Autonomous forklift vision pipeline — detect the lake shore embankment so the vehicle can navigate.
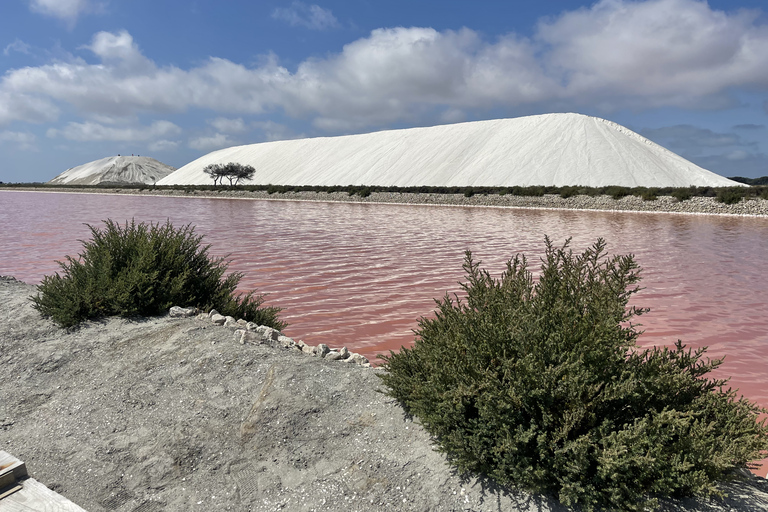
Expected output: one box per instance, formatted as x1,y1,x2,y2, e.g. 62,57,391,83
4,185,768,217
2,275,768,511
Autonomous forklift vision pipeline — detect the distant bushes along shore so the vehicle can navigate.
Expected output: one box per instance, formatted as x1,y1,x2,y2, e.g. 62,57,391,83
380,238,768,512
32,219,285,330
7,181,768,203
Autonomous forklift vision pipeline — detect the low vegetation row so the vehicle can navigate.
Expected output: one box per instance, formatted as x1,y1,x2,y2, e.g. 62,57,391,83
5,180,768,204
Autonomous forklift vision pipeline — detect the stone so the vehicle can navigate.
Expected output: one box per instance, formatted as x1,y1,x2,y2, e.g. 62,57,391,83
346,353,369,365
324,351,342,361
223,316,238,329
339,347,350,359
256,326,280,341
169,306,197,318
277,335,295,348
208,309,219,318
196,313,208,321
210,314,226,325
315,344,330,357
236,319,248,327
236,330,261,345
301,344,315,355
245,322,259,331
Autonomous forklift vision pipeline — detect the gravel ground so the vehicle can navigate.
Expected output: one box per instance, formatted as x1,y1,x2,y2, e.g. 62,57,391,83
2,277,768,511
4,186,768,217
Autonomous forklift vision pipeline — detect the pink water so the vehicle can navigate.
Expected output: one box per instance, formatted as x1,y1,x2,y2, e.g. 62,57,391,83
2,190,768,473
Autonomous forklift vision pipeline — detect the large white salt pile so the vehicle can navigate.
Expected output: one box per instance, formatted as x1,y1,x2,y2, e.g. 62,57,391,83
49,156,176,185
158,113,742,188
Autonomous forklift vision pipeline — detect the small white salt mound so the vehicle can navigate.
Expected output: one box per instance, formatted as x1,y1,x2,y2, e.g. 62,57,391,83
49,156,176,185
159,113,743,188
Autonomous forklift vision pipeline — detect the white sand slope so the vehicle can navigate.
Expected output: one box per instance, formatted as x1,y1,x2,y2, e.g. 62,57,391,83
49,156,176,185
159,113,743,188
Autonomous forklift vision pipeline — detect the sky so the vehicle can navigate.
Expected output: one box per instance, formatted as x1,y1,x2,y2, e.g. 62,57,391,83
1,0,767,183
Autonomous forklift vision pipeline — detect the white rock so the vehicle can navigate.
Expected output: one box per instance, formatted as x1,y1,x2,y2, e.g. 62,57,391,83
169,306,197,318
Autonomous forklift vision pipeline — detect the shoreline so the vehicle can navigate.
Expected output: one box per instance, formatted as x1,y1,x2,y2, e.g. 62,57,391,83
3,185,768,217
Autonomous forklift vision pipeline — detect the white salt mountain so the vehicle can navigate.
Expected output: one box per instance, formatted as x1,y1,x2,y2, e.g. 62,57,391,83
159,113,742,188
49,156,176,185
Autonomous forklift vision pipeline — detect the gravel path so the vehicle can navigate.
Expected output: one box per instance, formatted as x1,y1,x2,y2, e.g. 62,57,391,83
2,277,768,511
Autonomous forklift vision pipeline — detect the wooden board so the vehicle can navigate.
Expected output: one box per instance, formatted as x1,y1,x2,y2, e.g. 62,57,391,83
0,478,87,512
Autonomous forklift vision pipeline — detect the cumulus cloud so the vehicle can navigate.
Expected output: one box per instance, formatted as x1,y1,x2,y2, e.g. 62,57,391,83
2,0,768,133
537,0,768,108
188,133,233,151
47,120,181,141
272,2,339,30
209,117,247,133
0,130,37,150
28,0,94,26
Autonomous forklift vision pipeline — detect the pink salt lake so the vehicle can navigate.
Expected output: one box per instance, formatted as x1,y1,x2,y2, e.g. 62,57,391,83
2,190,767,474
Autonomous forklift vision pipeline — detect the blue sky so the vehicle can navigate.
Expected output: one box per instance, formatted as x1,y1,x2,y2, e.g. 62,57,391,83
1,0,767,182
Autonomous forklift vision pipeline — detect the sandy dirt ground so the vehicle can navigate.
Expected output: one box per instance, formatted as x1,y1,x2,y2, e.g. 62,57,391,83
2,276,767,511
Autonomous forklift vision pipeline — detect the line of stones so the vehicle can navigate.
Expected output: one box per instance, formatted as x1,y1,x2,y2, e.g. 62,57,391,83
169,306,371,367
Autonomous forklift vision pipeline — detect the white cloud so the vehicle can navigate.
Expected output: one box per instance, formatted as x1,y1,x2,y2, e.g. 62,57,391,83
0,130,37,150
272,2,339,30
148,139,179,152
189,133,233,151
2,1,768,133
3,39,31,56
28,0,93,26
47,120,181,141
537,0,768,108
209,117,247,133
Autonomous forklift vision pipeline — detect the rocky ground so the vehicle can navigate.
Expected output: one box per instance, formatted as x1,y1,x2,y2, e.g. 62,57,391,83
2,276,768,511
4,186,768,217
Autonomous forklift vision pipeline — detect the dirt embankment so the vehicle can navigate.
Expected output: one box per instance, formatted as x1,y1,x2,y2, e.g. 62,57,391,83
2,276,767,511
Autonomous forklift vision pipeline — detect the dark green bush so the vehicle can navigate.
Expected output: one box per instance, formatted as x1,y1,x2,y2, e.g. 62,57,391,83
31,219,285,330
671,188,693,202
380,238,768,512
638,187,658,201
716,188,744,205
605,186,630,199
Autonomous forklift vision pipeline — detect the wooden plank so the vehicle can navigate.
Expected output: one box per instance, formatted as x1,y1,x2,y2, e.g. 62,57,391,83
0,452,27,480
0,478,87,512
0,452,27,493
0,486,21,501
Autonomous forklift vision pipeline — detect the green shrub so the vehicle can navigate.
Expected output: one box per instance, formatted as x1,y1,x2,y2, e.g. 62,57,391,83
671,188,693,202
380,238,768,512
559,186,578,199
605,186,630,200
639,187,658,201
716,188,744,205
31,219,285,330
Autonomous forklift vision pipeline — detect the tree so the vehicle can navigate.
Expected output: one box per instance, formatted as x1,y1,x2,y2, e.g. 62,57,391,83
202,163,227,186
380,237,768,511
222,162,256,186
